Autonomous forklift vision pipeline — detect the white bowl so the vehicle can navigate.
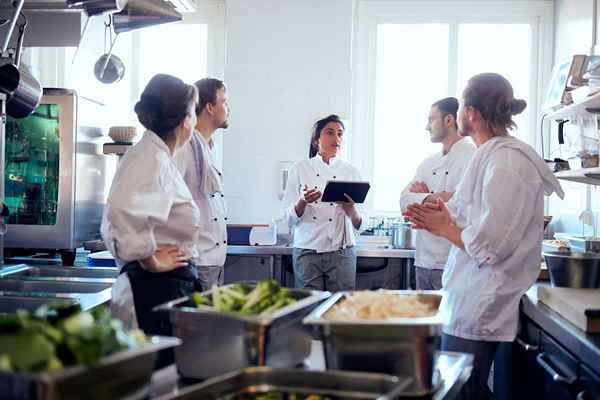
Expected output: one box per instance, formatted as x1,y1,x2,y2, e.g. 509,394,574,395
108,126,138,143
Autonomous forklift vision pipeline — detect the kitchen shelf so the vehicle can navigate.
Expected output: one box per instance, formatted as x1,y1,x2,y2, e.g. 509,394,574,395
546,90,600,121
555,167,600,185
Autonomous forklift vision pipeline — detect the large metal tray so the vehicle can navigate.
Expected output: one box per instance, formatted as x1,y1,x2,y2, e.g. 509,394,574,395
0,336,180,400
159,367,408,399
303,291,444,393
155,284,330,380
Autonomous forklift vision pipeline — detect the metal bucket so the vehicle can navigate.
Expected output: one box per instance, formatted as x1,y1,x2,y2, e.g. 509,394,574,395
391,222,415,249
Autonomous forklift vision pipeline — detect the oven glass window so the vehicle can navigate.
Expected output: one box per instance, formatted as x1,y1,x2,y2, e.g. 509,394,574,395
5,103,60,225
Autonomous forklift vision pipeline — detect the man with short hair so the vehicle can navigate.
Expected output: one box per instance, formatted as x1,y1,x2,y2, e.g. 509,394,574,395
174,78,230,290
399,97,475,290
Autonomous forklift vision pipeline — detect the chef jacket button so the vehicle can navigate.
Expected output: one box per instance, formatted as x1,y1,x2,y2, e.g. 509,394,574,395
214,218,218,221
333,176,336,179
329,218,332,222
445,171,449,175
317,173,320,177
211,194,215,198
433,172,436,175
314,186,318,189
430,191,434,194
224,240,227,244
224,217,228,221
313,216,317,220
330,203,334,206
221,194,224,198
216,242,220,246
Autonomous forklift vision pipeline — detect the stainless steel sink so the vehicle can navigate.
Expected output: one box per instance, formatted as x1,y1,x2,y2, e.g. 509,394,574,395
0,265,119,279
0,278,114,294
0,295,79,313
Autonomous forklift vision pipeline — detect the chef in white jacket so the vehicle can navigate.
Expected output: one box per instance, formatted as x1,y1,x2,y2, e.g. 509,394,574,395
405,73,564,400
283,114,365,291
399,97,475,290
174,78,229,290
102,74,201,344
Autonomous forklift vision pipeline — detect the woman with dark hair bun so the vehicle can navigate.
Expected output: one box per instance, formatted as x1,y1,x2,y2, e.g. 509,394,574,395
282,114,365,291
101,73,200,344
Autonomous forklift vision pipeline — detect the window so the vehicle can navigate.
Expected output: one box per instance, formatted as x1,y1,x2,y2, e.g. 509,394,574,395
352,1,553,215
136,24,209,90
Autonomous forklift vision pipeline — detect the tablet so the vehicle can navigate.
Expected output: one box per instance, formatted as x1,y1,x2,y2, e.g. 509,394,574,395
321,180,370,203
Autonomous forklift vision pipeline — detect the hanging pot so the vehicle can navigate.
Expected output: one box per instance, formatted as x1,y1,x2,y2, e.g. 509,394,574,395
0,63,42,118
94,53,125,84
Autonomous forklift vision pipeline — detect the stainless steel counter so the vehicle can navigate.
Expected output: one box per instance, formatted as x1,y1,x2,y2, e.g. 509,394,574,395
227,245,415,258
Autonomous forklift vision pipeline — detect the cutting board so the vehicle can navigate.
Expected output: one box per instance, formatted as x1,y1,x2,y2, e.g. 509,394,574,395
537,286,600,333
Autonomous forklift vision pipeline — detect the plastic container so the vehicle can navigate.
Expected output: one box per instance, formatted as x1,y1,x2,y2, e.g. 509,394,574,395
87,251,117,268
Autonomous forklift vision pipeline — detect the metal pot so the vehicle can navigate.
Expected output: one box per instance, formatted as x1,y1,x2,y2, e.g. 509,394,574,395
391,222,415,249
543,251,600,288
94,53,125,84
0,63,42,118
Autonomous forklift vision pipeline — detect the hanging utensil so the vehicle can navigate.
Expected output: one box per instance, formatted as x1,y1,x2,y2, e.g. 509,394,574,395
0,63,42,118
93,16,124,84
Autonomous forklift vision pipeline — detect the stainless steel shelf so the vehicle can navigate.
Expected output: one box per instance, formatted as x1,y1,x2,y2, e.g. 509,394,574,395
555,168,600,185
546,91,600,121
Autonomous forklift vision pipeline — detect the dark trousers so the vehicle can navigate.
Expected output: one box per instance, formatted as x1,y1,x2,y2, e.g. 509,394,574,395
442,333,504,400
121,261,200,367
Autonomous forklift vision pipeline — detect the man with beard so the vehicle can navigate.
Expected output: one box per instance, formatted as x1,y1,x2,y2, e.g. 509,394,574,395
405,73,564,399
175,78,230,290
399,97,475,290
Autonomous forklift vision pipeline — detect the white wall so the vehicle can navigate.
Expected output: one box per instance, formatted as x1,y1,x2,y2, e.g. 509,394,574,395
222,0,355,224
548,0,599,235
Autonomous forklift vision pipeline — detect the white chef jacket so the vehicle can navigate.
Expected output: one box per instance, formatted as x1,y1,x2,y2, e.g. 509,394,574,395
101,130,201,267
441,136,564,342
174,134,227,267
399,138,475,269
283,156,366,252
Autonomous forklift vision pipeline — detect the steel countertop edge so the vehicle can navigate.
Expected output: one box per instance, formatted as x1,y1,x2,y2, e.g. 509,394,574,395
521,284,600,377
227,244,416,258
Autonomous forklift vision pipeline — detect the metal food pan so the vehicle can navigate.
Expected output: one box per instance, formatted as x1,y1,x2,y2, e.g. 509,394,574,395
303,291,444,393
0,336,180,400
159,367,408,400
155,284,330,380
568,237,600,253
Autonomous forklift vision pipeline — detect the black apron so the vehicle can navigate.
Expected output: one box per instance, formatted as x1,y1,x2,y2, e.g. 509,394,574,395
120,261,201,336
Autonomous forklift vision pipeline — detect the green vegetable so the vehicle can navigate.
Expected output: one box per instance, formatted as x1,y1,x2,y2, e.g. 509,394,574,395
191,279,297,316
0,304,146,374
0,330,55,372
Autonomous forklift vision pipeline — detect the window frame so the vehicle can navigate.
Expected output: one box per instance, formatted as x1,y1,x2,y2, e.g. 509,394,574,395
350,0,554,216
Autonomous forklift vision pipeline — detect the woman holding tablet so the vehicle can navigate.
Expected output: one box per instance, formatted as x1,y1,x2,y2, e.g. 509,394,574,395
282,114,365,291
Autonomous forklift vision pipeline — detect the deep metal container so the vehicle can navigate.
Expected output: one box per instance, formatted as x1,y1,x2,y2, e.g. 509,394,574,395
159,367,405,400
543,251,600,288
391,222,415,249
303,291,444,393
0,63,42,118
155,285,330,380
0,336,180,400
